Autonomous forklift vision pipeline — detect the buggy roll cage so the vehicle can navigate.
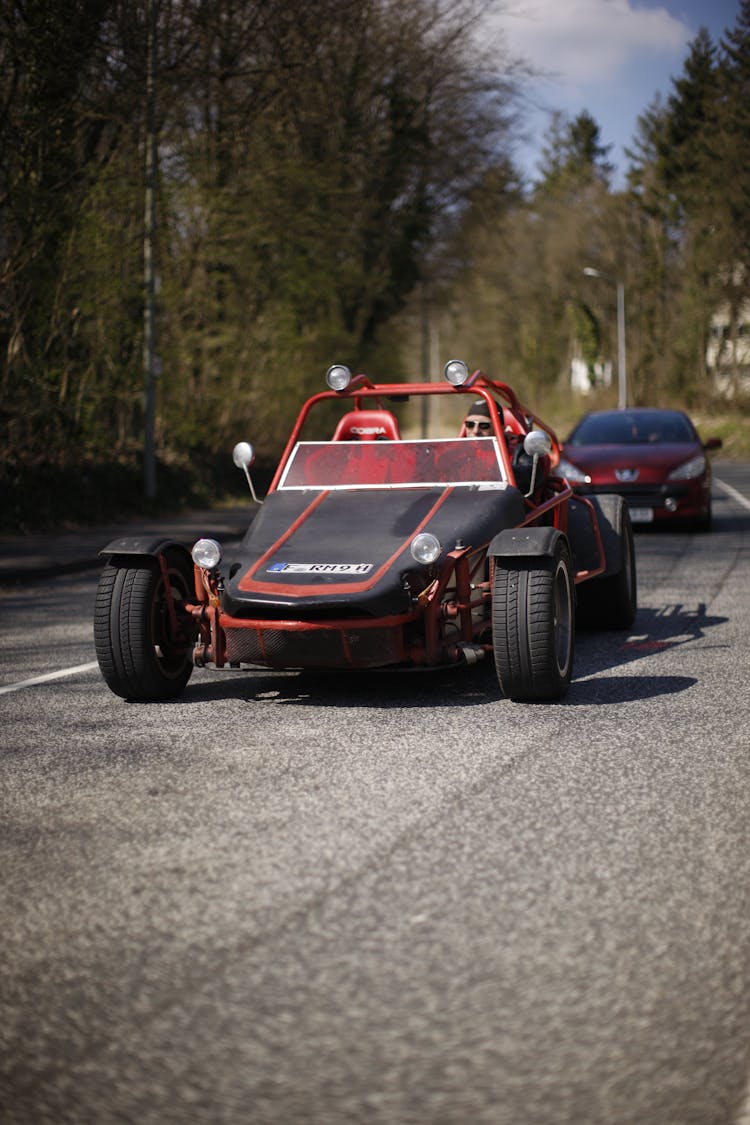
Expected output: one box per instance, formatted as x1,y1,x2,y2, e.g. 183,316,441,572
268,370,562,494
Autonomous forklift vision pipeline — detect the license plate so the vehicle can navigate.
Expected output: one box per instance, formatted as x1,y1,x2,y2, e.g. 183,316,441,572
629,507,654,523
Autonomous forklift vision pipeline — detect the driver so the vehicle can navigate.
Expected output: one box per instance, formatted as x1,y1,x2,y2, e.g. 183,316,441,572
462,399,497,436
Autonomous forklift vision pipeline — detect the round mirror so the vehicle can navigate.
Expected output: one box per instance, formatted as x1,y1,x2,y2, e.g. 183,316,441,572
232,441,255,469
523,430,552,458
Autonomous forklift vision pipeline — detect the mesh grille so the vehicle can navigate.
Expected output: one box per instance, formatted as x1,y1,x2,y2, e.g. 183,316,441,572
225,624,405,669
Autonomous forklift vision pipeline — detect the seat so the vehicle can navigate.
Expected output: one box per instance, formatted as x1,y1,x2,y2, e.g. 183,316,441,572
332,409,401,441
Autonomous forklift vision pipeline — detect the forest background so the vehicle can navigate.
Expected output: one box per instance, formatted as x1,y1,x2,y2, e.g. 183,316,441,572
2,0,749,531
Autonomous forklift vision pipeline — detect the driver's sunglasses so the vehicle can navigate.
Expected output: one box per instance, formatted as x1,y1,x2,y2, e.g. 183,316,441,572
465,420,491,431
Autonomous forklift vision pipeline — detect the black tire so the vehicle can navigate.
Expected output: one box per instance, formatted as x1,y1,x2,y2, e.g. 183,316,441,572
492,536,575,701
577,497,637,630
94,549,195,700
693,499,712,533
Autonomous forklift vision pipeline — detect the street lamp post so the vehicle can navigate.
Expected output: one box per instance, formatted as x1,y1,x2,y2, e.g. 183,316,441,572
583,267,627,409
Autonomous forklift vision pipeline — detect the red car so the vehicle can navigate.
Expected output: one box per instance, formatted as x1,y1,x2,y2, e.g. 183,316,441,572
556,408,722,530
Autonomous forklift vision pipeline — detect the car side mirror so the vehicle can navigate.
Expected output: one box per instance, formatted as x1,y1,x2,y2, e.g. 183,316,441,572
703,437,723,451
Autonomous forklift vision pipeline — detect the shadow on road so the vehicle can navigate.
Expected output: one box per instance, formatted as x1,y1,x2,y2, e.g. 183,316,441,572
168,599,725,710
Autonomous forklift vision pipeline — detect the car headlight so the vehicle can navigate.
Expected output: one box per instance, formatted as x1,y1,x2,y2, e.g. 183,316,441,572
410,532,442,565
557,457,591,484
443,359,470,386
325,364,352,391
667,453,706,480
191,538,223,570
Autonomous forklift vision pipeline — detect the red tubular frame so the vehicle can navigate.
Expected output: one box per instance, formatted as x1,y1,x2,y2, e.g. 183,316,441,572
180,370,606,670
267,372,562,494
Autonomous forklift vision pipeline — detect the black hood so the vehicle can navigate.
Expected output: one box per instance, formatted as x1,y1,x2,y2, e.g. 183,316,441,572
222,485,524,619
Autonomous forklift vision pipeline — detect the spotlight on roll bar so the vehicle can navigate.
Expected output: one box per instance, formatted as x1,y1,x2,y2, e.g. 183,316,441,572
443,359,470,386
325,364,352,392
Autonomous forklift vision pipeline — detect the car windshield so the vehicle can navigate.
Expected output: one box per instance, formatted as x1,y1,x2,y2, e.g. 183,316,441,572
568,411,695,445
278,438,507,490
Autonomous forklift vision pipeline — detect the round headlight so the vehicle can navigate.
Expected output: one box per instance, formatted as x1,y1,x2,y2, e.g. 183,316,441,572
191,538,223,570
326,364,352,391
443,359,470,386
410,532,442,565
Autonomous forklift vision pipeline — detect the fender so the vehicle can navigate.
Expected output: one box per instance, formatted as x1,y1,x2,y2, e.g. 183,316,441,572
99,536,191,564
489,525,567,559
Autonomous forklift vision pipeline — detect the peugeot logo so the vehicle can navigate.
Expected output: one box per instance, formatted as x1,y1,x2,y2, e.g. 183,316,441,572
615,468,639,482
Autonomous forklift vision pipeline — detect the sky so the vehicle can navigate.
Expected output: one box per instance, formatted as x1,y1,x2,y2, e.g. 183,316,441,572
485,0,743,185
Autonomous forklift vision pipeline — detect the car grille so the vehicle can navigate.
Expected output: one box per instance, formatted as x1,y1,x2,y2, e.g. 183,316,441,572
587,483,689,507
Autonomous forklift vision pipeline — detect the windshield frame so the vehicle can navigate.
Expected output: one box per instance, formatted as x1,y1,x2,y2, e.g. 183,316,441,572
277,437,509,491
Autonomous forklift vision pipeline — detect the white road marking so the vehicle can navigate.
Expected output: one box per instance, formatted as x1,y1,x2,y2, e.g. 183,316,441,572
0,662,99,696
715,477,750,512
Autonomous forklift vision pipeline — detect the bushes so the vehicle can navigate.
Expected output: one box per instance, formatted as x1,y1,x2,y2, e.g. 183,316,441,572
0,450,275,534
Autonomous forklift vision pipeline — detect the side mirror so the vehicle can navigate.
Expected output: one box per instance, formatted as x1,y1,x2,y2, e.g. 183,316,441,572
521,430,552,497
703,437,723,451
523,430,553,458
232,441,255,470
232,441,263,504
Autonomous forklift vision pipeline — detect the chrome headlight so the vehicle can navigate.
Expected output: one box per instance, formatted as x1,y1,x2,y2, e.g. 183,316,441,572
410,532,442,565
557,457,591,484
667,453,706,481
191,538,223,570
325,364,352,391
443,359,470,386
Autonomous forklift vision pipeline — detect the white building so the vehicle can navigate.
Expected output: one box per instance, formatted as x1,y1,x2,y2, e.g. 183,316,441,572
570,356,612,395
706,289,750,397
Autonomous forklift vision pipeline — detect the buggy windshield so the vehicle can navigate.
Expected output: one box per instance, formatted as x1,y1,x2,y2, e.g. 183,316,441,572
278,438,508,491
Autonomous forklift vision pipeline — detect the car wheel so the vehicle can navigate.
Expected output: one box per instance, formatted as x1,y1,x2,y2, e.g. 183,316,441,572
693,498,712,533
577,496,636,630
94,549,195,700
492,537,575,701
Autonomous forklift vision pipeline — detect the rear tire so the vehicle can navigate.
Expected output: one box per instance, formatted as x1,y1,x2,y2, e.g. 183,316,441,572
492,537,575,701
94,549,195,700
577,497,636,629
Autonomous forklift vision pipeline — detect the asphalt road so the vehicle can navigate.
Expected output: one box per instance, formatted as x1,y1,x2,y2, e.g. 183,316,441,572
1,464,749,1125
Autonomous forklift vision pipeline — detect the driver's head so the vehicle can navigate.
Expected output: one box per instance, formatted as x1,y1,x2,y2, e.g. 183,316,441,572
463,399,495,436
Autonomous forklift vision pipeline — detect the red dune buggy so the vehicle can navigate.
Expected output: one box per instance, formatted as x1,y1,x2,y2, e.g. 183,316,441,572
95,361,636,702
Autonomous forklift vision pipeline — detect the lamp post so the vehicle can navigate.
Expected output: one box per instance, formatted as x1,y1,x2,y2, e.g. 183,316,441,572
583,267,627,409
143,0,158,501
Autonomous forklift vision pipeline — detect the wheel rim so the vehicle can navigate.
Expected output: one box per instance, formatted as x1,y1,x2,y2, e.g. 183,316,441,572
553,559,573,677
150,568,192,679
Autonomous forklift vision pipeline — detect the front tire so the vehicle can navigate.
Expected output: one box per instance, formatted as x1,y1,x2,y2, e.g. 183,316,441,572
693,498,712,533
94,549,195,701
492,537,575,701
